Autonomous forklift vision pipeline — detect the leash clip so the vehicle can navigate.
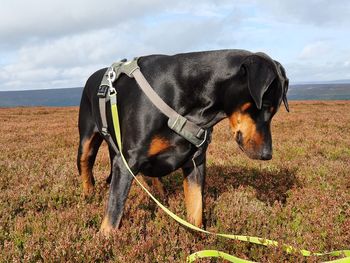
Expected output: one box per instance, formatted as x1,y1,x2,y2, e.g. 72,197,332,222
107,68,117,94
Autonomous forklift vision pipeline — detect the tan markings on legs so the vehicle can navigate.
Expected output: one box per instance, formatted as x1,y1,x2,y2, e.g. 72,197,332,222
138,176,165,197
80,135,95,196
100,211,124,236
148,136,171,157
100,215,113,236
151,178,166,199
183,177,203,227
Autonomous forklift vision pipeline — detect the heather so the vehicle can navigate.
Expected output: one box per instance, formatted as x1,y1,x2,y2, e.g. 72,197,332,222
1,101,349,262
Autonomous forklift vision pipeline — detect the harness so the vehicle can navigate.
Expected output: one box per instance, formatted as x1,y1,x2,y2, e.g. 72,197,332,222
97,57,208,150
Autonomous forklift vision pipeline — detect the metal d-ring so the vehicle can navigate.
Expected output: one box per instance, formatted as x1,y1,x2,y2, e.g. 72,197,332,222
107,68,116,82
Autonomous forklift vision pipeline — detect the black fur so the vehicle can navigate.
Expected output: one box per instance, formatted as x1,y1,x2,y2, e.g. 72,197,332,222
77,49,289,231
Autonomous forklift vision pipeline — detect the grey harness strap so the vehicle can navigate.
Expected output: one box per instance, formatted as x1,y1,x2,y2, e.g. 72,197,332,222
97,60,126,137
97,85,109,136
99,58,207,147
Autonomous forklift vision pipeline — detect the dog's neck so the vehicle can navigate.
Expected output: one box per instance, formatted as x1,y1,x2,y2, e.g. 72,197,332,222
140,50,251,129
177,60,248,129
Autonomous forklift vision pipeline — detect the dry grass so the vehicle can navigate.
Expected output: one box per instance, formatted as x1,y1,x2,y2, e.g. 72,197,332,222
0,101,349,262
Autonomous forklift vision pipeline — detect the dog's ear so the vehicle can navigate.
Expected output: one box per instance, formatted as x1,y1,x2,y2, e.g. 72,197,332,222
274,60,290,112
242,54,276,110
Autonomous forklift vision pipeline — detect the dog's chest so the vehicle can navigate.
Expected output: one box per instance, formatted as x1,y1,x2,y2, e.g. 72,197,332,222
140,143,194,177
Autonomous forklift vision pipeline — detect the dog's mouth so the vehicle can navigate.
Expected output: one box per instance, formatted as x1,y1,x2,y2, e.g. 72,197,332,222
235,131,272,160
235,131,250,155
235,131,244,148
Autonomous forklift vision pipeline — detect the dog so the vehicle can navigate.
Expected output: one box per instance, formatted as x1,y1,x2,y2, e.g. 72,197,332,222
77,49,289,235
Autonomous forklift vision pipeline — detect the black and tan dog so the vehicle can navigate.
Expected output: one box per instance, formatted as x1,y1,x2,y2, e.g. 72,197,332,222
77,49,289,235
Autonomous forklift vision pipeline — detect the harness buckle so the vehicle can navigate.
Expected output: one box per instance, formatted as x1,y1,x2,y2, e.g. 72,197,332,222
196,129,208,148
101,127,109,136
97,85,109,98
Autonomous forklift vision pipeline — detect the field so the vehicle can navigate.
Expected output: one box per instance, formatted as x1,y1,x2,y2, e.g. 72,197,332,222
1,101,350,262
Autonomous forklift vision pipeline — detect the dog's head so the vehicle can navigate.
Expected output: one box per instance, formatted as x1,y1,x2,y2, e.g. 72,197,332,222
228,52,289,160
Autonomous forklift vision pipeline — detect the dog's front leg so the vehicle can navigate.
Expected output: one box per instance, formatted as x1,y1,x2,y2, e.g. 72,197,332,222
100,157,133,236
182,152,206,227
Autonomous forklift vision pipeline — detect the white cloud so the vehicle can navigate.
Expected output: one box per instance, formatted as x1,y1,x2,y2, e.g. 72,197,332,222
298,41,330,60
0,0,241,48
287,57,350,83
0,1,350,90
288,40,350,82
0,2,243,91
0,0,168,47
257,0,350,27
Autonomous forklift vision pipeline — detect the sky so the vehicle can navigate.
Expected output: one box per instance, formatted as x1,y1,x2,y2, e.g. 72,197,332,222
0,0,350,91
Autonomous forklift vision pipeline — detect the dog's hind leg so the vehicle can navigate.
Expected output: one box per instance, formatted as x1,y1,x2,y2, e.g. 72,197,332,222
182,152,206,227
77,131,103,197
77,89,104,196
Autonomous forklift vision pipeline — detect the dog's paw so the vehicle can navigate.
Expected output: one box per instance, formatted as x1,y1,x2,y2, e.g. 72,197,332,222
82,182,95,198
99,217,114,237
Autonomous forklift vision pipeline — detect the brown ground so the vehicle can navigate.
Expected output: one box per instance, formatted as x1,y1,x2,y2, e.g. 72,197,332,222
0,101,349,262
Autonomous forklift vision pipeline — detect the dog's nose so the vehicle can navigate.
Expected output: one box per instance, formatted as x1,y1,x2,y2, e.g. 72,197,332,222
261,148,272,160
261,145,272,161
261,152,272,160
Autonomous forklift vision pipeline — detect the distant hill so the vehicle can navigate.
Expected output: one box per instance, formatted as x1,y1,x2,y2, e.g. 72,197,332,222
294,79,350,85
1,83,350,107
288,83,350,100
0,87,83,107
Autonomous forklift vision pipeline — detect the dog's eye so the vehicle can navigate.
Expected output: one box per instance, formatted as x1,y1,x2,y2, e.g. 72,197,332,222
262,102,272,108
262,102,273,121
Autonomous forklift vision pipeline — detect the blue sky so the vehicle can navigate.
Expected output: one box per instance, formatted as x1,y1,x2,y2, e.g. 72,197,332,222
0,0,349,91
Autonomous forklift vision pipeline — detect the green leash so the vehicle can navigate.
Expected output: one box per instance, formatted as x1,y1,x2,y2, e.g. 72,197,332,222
110,92,122,151
109,90,350,263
